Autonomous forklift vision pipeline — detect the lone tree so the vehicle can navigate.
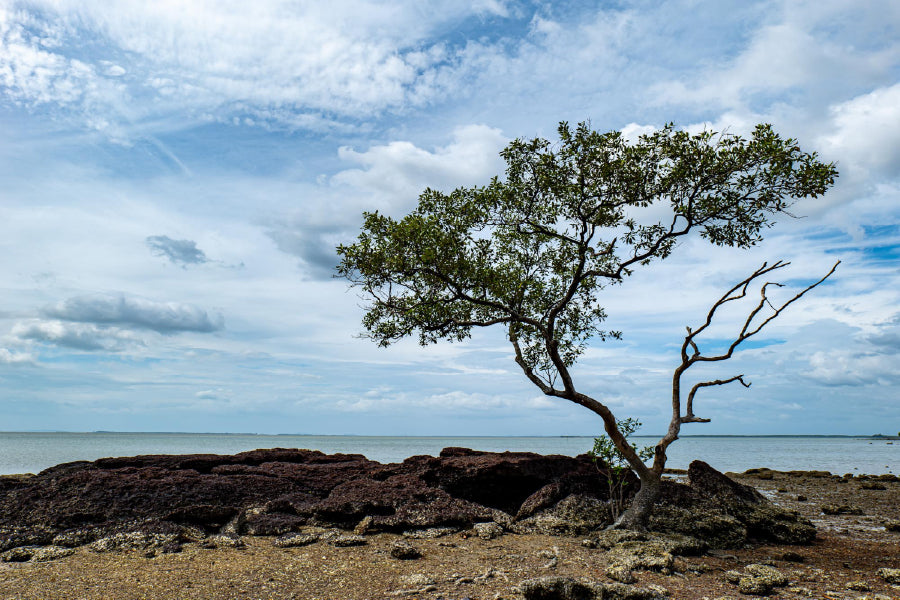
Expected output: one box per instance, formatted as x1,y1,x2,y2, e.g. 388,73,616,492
336,122,838,529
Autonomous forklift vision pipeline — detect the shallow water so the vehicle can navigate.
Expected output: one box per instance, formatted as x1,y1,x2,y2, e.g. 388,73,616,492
0,432,896,475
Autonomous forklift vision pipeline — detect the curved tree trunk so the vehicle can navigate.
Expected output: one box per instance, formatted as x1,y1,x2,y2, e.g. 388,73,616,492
610,470,662,531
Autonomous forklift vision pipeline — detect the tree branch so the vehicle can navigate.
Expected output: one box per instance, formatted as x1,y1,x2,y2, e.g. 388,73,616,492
693,260,840,363
682,375,750,423
654,260,840,475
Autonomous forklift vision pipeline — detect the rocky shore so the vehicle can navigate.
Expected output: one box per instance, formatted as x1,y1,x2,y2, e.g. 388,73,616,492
0,448,897,599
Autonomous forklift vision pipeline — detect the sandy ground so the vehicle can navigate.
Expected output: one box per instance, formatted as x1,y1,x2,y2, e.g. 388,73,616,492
0,471,897,600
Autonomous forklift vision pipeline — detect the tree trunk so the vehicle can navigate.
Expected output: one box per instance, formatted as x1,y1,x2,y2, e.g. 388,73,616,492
610,470,662,531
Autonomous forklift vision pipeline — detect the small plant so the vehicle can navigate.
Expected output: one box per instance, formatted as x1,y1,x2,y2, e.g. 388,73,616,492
588,418,655,521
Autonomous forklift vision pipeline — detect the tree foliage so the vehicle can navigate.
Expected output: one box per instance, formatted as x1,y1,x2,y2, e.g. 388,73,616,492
337,121,837,528
338,123,834,381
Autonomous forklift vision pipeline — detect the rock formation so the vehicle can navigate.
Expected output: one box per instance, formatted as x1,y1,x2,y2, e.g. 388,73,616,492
0,448,813,554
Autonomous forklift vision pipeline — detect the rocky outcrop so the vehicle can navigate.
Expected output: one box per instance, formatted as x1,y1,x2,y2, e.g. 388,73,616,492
0,447,612,552
0,449,815,555
650,460,816,547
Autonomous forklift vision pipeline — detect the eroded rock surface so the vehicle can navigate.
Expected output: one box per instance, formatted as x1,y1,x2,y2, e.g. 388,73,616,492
0,449,815,555
651,460,816,548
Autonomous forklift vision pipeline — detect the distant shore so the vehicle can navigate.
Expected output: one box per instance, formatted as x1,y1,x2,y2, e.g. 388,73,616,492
2,432,897,475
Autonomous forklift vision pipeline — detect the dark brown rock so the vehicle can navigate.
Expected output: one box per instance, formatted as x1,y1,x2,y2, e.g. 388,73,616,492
0,447,611,548
689,461,766,506
0,449,816,552
417,448,607,514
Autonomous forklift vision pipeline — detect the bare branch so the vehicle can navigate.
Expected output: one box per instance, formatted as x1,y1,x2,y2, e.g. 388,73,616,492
656,260,840,476
683,375,751,423
680,261,789,360
695,260,840,363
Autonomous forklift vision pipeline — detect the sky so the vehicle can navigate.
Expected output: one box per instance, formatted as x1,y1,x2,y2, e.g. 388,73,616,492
0,0,898,437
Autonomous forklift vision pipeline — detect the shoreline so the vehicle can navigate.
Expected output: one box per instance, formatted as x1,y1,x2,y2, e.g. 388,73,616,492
2,433,898,476
1,470,898,599
1,446,899,599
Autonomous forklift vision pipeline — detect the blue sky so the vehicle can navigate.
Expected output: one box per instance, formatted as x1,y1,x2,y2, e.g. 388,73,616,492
1,0,898,436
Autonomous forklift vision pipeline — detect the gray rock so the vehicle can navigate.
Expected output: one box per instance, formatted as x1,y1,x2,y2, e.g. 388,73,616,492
845,580,871,591
328,534,367,547
88,532,180,553
1,546,36,562
877,568,900,584
474,521,504,540
51,528,102,548
821,504,863,515
592,530,650,549
513,495,611,536
725,563,789,596
353,515,374,535
605,540,675,581
402,526,458,539
390,540,422,560
649,505,747,549
519,576,666,600
399,574,435,587
744,563,788,586
199,534,245,549
273,532,319,548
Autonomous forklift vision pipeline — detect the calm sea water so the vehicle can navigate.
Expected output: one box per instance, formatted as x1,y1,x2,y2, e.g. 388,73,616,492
0,432,897,476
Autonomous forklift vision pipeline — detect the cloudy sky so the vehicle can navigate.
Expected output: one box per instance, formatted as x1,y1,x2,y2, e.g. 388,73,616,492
1,0,898,436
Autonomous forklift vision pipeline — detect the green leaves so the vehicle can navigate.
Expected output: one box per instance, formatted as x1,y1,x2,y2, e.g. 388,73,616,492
336,120,836,390
588,417,655,519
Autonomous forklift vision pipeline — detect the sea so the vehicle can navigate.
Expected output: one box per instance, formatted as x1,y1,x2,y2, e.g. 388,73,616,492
0,432,897,477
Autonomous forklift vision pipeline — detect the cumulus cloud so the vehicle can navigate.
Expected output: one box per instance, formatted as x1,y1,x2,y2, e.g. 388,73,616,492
653,1,900,114
0,348,35,365
42,294,223,334
146,235,209,266
332,124,507,204
335,388,556,413
12,320,142,352
269,124,507,278
804,349,900,387
819,83,900,179
866,316,900,353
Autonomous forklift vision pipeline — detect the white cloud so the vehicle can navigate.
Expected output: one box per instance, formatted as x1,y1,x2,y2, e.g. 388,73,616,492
805,350,900,387
654,2,900,114
819,83,900,178
336,388,556,413
267,125,507,277
619,123,657,143
42,294,223,334
0,1,510,134
332,124,507,207
0,348,35,365
12,319,143,352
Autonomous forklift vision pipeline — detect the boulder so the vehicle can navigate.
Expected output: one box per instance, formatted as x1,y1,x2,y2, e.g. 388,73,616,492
653,461,815,548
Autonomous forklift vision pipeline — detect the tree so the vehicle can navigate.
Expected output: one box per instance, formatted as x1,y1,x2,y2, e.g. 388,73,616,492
336,121,838,529
588,417,654,522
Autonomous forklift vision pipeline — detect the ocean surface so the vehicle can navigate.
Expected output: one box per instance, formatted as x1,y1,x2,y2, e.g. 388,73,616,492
0,432,897,476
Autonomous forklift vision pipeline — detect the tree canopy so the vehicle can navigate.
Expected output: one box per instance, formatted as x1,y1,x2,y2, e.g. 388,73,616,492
336,121,837,528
